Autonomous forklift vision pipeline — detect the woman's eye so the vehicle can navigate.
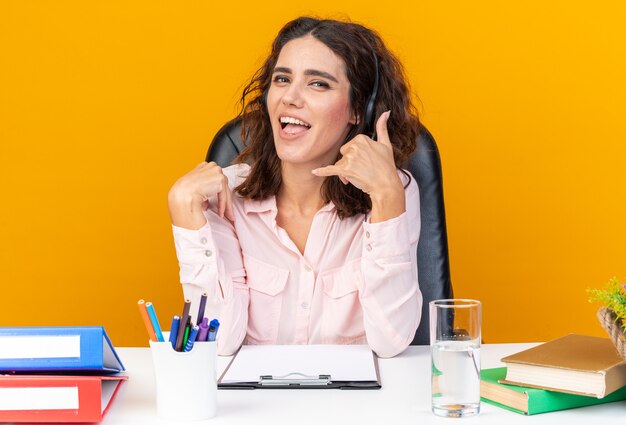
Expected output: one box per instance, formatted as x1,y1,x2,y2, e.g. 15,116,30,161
310,80,330,88
273,75,289,84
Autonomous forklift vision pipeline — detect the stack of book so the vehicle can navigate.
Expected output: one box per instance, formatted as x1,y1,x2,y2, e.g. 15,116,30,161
0,326,127,423
481,334,626,415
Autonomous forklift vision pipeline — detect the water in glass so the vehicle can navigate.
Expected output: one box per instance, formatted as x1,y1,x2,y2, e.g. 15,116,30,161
431,338,481,417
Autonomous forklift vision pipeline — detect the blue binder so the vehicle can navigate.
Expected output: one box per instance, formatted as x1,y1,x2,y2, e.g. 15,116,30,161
0,326,124,373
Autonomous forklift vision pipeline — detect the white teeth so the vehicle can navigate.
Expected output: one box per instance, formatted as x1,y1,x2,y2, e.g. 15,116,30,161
280,116,311,127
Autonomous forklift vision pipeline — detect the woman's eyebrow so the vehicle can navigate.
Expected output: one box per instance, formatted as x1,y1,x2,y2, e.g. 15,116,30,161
304,69,338,83
273,67,339,83
273,66,292,74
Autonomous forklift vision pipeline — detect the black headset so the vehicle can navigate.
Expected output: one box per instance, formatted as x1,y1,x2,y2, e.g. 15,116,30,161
264,53,380,139
363,54,380,139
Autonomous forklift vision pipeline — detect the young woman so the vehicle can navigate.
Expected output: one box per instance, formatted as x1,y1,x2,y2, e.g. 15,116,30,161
168,17,422,358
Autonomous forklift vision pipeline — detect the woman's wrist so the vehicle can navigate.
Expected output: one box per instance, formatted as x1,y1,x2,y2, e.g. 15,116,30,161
168,185,207,229
369,181,406,223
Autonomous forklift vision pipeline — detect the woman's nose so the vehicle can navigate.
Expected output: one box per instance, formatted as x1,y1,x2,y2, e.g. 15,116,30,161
281,83,304,107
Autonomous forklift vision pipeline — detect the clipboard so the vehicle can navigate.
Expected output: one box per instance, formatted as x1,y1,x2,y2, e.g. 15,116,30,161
218,345,381,389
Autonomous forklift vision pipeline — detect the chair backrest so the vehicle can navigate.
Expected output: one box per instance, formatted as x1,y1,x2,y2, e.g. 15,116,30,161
207,117,453,345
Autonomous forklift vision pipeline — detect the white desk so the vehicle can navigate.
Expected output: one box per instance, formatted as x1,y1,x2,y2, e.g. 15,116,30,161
104,344,626,425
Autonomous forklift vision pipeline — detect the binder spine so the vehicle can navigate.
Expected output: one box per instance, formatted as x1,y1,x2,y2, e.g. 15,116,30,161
79,327,103,370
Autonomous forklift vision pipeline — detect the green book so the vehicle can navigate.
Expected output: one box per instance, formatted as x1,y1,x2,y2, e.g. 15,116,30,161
480,367,626,415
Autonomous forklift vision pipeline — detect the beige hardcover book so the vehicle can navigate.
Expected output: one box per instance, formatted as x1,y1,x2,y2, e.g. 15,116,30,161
501,334,626,398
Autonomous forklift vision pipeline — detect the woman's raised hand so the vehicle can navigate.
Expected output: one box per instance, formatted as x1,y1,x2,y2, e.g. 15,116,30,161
168,161,235,229
312,111,405,222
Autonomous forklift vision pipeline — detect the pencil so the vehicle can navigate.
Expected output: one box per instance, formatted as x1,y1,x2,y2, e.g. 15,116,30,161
145,302,164,342
137,299,158,342
175,300,191,351
197,292,208,326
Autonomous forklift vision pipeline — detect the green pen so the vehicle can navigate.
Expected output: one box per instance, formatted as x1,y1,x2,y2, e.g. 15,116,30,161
182,323,191,351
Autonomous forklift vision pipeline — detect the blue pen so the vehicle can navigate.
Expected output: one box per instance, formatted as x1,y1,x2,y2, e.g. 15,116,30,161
207,319,220,342
169,315,180,349
145,302,164,342
184,326,200,352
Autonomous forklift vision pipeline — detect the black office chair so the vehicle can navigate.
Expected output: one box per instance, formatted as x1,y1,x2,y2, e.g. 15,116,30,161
206,117,453,345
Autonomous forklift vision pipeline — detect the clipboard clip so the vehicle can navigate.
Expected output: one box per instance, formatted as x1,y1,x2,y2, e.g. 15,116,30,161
259,372,332,386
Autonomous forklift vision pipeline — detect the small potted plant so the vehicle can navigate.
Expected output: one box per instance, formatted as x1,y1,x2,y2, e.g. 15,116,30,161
588,277,626,359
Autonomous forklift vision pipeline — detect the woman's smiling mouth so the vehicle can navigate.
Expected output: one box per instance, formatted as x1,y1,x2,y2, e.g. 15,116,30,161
279,115,312,135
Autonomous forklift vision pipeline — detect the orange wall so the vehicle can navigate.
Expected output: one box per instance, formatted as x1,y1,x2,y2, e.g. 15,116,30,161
1,1,625,346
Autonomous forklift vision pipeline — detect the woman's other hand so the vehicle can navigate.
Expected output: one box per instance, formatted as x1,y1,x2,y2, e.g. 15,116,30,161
168,161,235,229
312,111,406,222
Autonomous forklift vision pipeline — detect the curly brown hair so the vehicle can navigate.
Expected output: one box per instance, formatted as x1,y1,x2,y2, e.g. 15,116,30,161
234,16,420,218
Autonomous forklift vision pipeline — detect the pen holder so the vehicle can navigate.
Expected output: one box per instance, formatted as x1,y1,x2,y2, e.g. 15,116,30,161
149,335,217,422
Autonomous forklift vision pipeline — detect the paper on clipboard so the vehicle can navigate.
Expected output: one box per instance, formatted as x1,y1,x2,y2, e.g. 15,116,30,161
219,345,379,388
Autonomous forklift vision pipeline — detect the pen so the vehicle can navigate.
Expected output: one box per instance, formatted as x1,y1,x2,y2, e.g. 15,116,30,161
175,300,191,351
197,317,209,342
197,292,208,326
137,299,157,342
184,326,200,352
169,315,180,349
208,319,220,342
145,302,164,342
182,319,191,350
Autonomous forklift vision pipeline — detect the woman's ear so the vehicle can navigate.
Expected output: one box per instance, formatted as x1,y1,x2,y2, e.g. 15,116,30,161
349,110,359,125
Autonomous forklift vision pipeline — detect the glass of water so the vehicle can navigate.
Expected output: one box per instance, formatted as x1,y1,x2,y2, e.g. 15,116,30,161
430,299,481,418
